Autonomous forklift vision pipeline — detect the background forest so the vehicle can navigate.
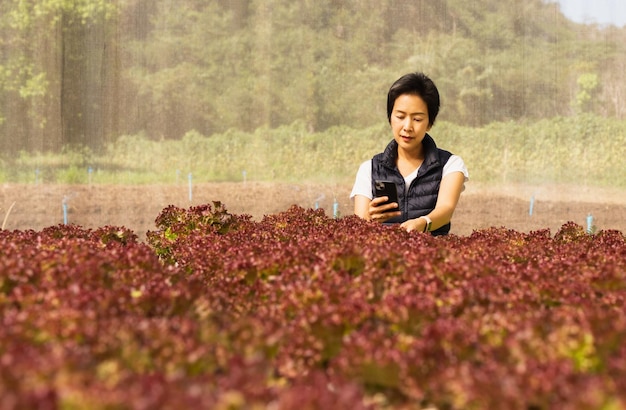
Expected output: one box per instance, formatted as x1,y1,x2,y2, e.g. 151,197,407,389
1,0,625,185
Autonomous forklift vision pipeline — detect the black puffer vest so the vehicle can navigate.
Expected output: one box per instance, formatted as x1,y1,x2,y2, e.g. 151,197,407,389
371,135,452,236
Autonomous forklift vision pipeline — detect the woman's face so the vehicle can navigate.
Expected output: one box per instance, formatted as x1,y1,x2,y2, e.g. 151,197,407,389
390,93,431,155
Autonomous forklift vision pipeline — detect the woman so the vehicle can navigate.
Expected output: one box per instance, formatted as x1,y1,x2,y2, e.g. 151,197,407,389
350,72,468,235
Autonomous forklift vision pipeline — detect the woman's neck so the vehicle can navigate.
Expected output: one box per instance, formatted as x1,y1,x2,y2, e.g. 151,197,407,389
396,145,424,177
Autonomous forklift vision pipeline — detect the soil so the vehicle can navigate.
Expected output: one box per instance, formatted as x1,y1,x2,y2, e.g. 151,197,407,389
2,182,625,240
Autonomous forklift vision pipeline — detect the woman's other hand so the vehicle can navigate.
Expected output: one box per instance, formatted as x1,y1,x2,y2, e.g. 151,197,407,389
400,217,426,233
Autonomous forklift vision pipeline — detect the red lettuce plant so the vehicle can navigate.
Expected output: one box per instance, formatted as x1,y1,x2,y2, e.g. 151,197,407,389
1,205,625,409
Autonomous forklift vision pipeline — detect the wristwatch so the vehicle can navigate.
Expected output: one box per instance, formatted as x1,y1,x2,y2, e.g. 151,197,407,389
419,215,432,233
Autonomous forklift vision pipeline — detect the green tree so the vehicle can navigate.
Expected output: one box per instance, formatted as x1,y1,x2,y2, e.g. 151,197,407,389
0,0,120,153
573,72,600,114
2,0,625,154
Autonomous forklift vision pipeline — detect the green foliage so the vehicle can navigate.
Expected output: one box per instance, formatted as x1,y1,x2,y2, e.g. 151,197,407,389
116,0,626,139
0,0,121,152
8,0,118,28
449,114,626,186
0,159,6,183
2,0,626,183
56,165,86,184
97,121,390,184
4,114,626,188
147,201,248,264
574,73,600,113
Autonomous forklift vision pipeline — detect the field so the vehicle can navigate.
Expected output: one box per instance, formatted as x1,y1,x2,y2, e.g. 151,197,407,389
2,181,626,409
1,193,626,409
2,182,626,238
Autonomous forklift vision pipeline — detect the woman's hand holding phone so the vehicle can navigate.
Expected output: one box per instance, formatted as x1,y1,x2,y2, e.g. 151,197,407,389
369,196,400,222
370,181,401,222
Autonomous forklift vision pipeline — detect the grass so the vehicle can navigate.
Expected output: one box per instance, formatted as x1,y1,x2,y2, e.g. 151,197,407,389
3,114,626,188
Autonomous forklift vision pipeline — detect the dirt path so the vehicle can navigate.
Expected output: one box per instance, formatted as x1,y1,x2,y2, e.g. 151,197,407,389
2,182,625,239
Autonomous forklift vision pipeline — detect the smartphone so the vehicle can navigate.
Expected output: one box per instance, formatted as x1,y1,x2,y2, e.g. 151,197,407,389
374,180,399,212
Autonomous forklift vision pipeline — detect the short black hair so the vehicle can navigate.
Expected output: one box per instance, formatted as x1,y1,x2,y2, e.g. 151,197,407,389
387,72,440,127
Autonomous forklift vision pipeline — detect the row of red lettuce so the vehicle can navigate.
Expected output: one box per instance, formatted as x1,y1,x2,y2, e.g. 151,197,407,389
1,203,625,409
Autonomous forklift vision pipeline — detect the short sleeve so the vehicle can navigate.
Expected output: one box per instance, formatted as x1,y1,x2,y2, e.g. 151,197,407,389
350,160,373,200
443,155,469,182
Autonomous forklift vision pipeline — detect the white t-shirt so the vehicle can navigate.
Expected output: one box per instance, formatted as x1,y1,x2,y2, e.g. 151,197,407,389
350,155,469,199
